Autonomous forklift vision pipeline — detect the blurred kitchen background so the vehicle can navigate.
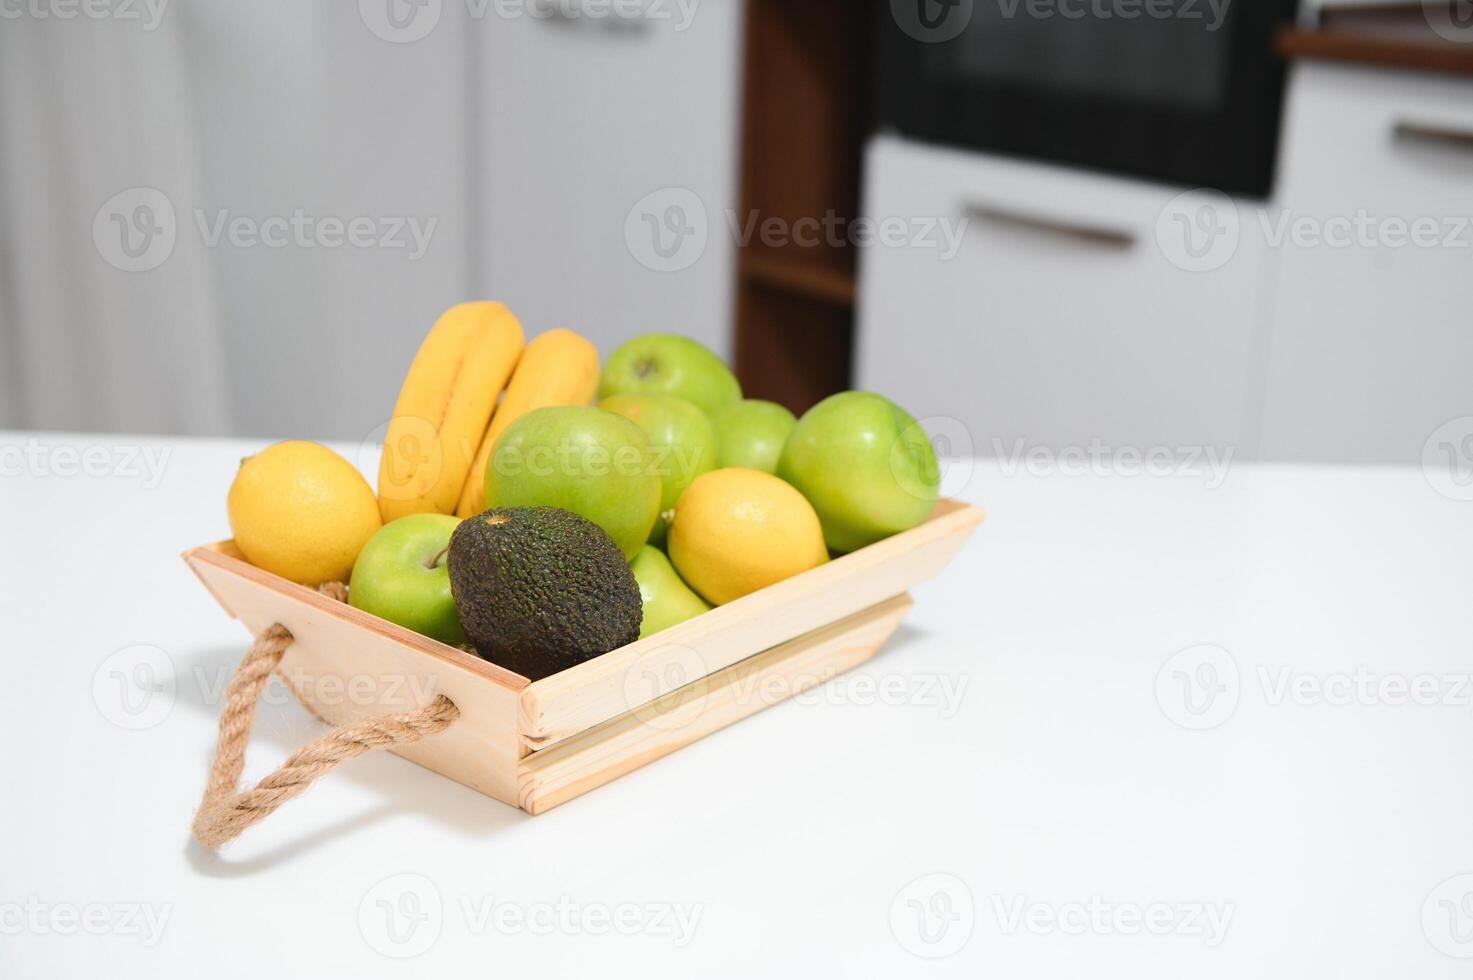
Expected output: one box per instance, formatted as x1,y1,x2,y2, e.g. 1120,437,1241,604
2,0,1470,467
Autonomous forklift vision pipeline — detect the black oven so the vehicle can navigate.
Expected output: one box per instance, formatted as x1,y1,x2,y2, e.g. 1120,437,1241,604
874,0,1300,197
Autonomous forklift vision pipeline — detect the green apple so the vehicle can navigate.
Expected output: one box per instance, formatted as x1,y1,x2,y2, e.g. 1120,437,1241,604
485,405,661,559
713,399,796,474
598,393,717,544
631,545,711,638
778,391,940,554
348,514,466,646
599,333,741,419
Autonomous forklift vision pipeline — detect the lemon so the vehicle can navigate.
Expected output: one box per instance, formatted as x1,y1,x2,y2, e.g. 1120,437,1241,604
227,441,382,585
667,468,828,605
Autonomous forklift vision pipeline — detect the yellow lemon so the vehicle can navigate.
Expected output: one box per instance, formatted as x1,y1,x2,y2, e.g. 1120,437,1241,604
667,468,828,605
227,441,382,585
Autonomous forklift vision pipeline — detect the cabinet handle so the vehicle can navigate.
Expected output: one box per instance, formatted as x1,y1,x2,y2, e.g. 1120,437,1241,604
1392,121,1473,152
964,203,1136,249
530,0,652,28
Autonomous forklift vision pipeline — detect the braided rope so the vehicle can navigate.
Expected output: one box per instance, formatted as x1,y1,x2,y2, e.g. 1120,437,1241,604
190,584,459,849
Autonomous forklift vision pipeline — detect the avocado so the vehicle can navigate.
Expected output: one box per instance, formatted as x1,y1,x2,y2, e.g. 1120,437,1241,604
447,507,642,680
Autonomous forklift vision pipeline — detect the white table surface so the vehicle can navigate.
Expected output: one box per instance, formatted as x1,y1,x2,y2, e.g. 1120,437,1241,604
3,432,1471,978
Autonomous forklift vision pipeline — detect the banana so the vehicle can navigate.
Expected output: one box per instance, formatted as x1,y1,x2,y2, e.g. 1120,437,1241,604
378,302,524,522
455,328,600,517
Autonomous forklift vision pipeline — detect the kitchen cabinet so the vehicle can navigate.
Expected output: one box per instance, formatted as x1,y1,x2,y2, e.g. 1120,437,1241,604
860,61,1473,465
1256,63,1473,464
478,2,745,360
856,136,1273,458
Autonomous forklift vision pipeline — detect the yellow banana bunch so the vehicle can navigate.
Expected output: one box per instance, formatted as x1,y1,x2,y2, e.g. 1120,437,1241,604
378,302,524,522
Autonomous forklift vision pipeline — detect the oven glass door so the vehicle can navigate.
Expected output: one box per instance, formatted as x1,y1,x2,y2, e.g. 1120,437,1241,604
875,0,1298,197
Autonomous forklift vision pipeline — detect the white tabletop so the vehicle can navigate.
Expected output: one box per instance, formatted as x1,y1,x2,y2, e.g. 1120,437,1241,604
2,432,1470,977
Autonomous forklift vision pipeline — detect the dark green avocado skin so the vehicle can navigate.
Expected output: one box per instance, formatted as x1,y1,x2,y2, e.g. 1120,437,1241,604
447,507,643,681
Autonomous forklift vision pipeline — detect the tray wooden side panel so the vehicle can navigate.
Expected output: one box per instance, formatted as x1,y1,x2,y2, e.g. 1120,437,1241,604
517,593,913,815
519,499,983,748
184,547,526,807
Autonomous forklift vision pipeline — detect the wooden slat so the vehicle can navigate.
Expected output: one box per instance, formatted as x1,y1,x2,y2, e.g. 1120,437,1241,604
1277,26,1473,78
517,593,913,815
518,500,984,748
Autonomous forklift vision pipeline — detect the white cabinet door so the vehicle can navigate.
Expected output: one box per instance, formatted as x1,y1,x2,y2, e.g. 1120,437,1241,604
479,2,745,360
1258,64,1473,464
856,136,1273,460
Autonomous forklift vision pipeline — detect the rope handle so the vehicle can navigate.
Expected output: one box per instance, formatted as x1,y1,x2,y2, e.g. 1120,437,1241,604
190,583,459,850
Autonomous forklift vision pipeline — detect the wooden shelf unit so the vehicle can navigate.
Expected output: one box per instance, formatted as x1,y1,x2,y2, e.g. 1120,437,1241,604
732,0,871,415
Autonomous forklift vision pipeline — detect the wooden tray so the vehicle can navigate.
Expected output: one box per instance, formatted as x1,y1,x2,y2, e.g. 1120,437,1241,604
183,499,984,815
